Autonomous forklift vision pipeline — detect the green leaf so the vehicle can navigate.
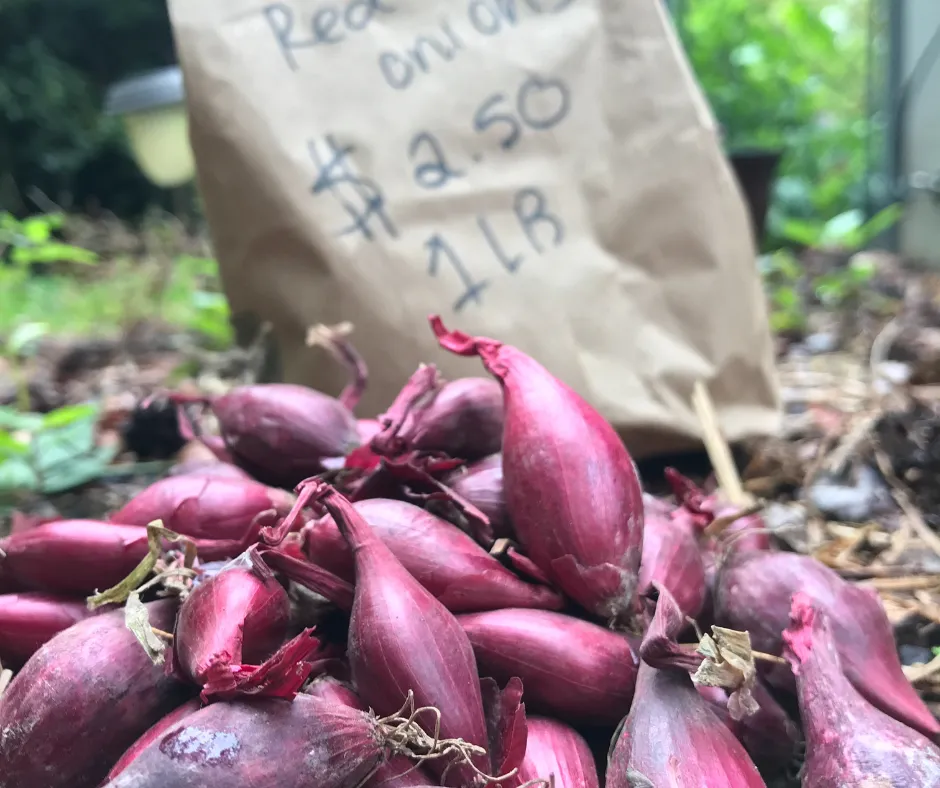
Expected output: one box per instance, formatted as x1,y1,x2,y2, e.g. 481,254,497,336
27,408,109,493
848,255,877,283
7,321,49,357
21,216,52,244
820,209,864,248
0,430,30,458
38,444,117,494
9,247,36,267
0,212,18,233
28,242,98,265
856,203,903,247
42,403,98,429
770,308,804,334
776,250,804,281
773,284,800,310
0,458,38,493
0,407,44,431
779,218,823,247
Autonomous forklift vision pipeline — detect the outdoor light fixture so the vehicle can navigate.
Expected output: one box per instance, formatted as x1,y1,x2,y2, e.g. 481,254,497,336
104,66,195,188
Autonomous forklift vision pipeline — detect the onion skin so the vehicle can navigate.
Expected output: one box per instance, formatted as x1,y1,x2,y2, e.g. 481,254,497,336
110,475,295,542
784,593,940,787
514,717,600,788
0,591,94,667
306,481,491,786
304,499,563,613
458,608,637,726
101,695,397,788
444,454,512,540
638,512,706,618
174,564,288,684
0,522,246,595
172,557,318,702
716,550,940,742
432,317,644,623
0,600,192,788
106,699,203,780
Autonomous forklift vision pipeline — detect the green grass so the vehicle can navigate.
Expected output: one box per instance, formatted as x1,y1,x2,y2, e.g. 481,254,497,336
0,254,233,348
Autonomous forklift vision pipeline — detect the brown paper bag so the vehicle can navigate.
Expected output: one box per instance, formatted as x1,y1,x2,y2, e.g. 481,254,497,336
168,0,781,457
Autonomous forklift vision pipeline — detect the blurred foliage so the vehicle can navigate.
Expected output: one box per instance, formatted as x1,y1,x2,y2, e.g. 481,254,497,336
761,203,901,334
678,0,881,241
0,213,231,349
0,402,117,499
0,0,177,218
0,211,98,266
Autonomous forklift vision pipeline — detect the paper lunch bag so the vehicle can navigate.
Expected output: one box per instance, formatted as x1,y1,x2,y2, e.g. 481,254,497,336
167,0,781,456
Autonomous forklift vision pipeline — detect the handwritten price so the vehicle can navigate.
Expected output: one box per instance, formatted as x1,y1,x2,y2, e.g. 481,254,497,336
408,73,570,190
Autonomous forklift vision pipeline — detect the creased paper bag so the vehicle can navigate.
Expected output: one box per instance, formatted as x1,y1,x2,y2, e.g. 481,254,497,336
167,0,781,457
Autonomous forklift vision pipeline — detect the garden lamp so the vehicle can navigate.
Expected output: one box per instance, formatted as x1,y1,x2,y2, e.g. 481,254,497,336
104,66,195,188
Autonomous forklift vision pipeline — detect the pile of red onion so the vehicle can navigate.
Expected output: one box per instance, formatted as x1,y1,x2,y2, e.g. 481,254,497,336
1,316,937,788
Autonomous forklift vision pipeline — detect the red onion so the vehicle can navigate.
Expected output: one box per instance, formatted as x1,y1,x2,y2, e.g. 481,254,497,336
100,694,436,788
110,475,295,542
106,698,203,780
638,511,706,618
303,498,562,613
664,468,771,555
514,717,600,788
0,591,94,667
0,599,192,788
175,325,367,487
175,406,236,464
168,460,253,480
300,480,494,786
642,493,675,518
172,550,319,701
432,317,644,623
697,681,800,771
304,674,362,706
175,383,361,487
0,521,245,595
261,545,356,612
9,510,56,534
457,608,637,726
607,588,767,788
784,592,940,786
716,550,940,741
358,418,383,445
443,453,512,540
372,364,503,459
303,674,436,787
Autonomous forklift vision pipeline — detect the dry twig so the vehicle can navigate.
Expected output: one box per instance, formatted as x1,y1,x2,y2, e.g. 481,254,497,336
873,448,940,560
